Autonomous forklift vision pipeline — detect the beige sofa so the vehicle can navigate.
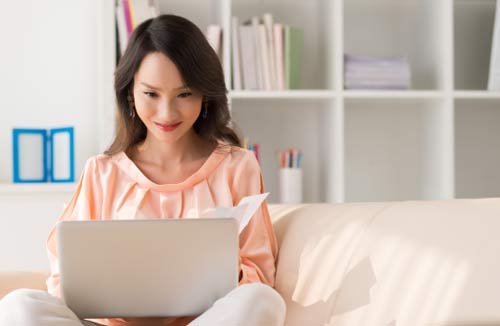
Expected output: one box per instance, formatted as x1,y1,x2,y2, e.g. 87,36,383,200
2,198,500,325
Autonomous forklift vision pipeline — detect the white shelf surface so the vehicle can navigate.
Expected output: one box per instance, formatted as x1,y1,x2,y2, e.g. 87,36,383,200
343,90,445,99
0,183,76,195
453,91,500,99
229,90,336,99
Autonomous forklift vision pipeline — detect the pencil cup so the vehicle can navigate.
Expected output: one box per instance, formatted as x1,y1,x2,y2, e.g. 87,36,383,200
279,168,303,204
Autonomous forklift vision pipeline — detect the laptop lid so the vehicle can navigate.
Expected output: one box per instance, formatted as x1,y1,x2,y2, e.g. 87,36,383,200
56,218,239,318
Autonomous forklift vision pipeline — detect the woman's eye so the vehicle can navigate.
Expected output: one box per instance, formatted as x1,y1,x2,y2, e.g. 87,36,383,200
178,92,192,98
144,92,157,98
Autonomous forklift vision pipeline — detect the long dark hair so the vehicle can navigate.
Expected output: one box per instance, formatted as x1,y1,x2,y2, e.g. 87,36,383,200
105,14,241,156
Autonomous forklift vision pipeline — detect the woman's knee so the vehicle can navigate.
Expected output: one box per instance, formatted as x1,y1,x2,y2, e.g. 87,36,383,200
0,288,82,325
0,289,47,321
238,283,286,323
1,288,48,309
239,283,286,308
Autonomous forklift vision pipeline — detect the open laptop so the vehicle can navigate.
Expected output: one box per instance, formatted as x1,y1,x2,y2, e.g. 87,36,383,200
56,218,239,319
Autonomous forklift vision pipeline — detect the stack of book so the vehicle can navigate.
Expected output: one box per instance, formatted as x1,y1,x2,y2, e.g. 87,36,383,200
115,0,160,56
344,54,411,90
231,14,303,91
116,1,223,61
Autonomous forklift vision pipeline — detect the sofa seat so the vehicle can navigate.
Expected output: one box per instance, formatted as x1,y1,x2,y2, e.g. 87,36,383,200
2,198,500,325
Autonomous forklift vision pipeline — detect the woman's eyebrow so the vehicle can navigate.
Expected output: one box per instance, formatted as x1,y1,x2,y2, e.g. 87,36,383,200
139,82,188,91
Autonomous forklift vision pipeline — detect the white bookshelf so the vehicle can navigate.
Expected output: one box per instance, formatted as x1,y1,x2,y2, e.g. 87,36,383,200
3,0,500,204
43,0,500,202
0,183,76,196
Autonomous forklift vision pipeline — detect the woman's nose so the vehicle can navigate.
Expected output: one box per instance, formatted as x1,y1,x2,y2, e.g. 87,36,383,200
157,99,177,120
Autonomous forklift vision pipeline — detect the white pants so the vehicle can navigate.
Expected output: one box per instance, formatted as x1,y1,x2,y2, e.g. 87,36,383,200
0,283,286,326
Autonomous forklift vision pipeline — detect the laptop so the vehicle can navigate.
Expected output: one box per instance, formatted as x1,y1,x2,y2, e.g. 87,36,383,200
56,218,239,319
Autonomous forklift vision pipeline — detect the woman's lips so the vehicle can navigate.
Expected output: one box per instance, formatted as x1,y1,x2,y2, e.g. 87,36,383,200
154,121,181,132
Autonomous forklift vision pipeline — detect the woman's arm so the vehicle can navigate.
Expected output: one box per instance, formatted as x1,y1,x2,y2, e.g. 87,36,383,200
45,157,102,297
231,150,279,287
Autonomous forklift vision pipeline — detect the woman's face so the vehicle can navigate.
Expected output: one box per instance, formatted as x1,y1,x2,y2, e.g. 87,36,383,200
132,52,203,145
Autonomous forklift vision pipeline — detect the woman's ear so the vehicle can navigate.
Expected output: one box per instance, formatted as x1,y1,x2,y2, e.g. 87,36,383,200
127,90,134,106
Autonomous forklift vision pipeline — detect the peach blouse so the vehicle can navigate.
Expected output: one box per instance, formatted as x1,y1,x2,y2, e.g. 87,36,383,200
45,143,278,326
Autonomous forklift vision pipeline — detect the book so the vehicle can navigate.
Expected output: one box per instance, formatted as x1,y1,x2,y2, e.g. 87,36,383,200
123,0,134,38
250,17,264,90
206,24,223,60
131,0,154,27
231,16,243,90
344,54,411,90
284,26,303,90
488,0,500,90
116,0,129,55
149,0,160,17
235,15,303,91
274,24,285,90
258,24,272,90
262,13,277,90
239,25,259,90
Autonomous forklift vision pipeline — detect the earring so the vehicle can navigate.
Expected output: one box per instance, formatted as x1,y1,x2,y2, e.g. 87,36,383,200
202,102,208,119
127,93,136,118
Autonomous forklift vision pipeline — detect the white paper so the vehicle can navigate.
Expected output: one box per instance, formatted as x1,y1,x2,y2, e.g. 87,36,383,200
201,192,270,234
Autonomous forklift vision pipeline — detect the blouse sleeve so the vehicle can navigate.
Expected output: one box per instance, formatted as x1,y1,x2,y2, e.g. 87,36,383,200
45,157,102,297
231,150,279,287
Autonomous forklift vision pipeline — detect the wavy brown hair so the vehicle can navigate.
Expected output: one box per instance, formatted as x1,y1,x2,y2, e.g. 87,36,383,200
105,14,241,156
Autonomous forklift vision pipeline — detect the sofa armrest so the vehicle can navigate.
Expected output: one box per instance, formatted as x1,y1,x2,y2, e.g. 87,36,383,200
0,271,49,299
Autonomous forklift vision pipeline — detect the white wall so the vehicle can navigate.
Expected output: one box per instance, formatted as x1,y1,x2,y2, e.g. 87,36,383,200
0,192,73,271
0,0,106,270
0,0,102,182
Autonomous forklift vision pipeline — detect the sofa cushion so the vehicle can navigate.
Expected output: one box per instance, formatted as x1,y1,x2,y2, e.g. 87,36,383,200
0,271,49,299
269,202,391,326
269,198,500,326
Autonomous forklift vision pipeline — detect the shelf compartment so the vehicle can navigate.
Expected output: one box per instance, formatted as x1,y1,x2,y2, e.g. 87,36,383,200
230,98,335,203
454,0,496,90
158,0,228,37
231,0,336,90
345,97,451,202
455,98,500,198
344,0,449,90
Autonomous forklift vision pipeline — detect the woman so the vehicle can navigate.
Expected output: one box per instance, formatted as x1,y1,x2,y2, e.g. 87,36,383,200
0,14,286,326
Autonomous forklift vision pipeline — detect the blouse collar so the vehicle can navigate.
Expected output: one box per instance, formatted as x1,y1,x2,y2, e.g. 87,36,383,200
113,142,231,192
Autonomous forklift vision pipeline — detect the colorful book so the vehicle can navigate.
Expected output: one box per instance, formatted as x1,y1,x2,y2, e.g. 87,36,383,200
284,26,303,90
123,0,134,38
